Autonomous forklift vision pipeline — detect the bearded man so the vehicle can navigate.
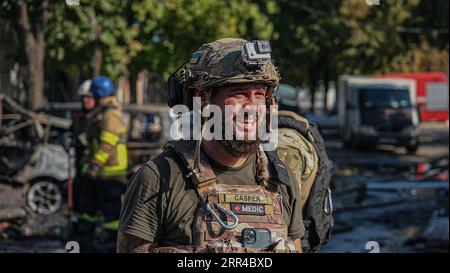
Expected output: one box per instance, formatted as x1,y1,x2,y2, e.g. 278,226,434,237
117,38,305,253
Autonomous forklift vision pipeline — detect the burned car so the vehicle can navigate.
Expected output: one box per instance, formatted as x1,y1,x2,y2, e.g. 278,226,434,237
0,94,172,232
38,102,173,175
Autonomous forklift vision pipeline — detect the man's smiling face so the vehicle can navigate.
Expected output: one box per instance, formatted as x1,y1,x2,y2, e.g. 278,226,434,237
209,83,268,156
213,83,267,141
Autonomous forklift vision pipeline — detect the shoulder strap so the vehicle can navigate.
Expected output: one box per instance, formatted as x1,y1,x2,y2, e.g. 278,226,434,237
164,140,216,190
264,149,291,188
166,140,291,192
278,110,311,128
278,111,313,142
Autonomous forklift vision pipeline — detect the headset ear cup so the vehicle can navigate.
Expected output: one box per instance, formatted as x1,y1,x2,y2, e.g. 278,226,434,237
167,62,190,107
185,88,195,110
167,75,183,107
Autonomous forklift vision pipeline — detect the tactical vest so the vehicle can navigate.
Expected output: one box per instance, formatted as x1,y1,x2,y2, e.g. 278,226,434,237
150,140,299,253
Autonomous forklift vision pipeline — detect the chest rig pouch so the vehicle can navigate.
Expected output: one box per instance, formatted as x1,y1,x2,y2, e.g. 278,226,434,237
157,140,297,253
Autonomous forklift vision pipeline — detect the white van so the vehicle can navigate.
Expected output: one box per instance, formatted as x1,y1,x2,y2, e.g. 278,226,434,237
338,76,420,153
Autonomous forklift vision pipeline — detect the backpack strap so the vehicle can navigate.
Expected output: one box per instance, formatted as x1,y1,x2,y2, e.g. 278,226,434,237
264,149,292,188
165,140,291,193
278,110,315,143
164,140,216,192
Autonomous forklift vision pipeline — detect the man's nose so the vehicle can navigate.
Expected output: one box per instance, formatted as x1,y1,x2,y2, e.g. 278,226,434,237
244,92,257,105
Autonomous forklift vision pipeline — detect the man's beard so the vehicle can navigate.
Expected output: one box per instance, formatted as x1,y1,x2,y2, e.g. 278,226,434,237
220,139,259,157
218,115,260,157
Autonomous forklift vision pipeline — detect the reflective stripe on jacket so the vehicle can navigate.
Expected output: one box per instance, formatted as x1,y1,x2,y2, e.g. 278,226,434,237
87,96,128,178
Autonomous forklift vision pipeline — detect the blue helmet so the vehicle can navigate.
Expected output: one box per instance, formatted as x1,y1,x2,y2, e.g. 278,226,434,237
90,76,114,99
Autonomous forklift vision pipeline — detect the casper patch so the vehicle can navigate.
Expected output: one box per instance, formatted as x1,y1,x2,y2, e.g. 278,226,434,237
223,194,270,204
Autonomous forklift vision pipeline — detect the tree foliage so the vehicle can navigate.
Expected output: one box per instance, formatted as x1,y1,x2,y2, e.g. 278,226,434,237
1,0,448,108
259,0,448,110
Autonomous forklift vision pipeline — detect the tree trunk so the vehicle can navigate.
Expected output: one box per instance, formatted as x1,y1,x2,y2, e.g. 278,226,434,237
18,0,48,110
33,0,46,109
136,70,147,105
29,60,45,109
92,44,102,77
323,63,330,112
89,8,102,77
67,72,80,101
122,69,131,105
309,64,318,113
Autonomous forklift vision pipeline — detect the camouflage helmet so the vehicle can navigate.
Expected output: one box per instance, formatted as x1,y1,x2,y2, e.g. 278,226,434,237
182,38,280,93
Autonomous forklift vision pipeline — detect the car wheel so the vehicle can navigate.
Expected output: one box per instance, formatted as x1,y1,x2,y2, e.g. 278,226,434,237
26,180,63,215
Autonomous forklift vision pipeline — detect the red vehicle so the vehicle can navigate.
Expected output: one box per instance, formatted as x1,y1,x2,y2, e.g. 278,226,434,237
379,72,449,122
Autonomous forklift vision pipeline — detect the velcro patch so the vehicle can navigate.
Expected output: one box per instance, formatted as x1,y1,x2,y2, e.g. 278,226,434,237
189,52,202,64
231,203,265,215
223,194,271,204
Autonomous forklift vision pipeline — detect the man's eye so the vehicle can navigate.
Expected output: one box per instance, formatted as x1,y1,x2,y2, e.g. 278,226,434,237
232,92,246,98
254,93,266,99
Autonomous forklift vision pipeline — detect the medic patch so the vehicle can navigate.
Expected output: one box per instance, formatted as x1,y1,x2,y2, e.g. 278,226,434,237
223,194,270,204
189,52,202,64
231,203,265,215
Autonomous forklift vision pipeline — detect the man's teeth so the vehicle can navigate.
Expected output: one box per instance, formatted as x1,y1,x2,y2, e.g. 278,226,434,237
239,120,254,125
243,117,256,123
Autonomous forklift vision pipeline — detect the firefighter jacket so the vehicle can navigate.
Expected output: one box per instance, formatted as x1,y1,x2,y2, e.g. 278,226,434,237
85,96,128,178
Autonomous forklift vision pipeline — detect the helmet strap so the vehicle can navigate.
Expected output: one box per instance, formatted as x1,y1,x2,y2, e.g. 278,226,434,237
265,86,275,133
194,88,213,168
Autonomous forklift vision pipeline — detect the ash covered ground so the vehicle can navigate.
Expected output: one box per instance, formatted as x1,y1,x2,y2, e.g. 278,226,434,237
0,123,448,253
322,122,449,253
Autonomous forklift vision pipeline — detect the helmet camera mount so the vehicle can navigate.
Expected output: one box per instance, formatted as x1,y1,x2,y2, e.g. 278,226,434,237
241,40,272,71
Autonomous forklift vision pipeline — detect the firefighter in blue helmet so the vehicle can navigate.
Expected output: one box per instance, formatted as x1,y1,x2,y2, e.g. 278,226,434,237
76,76,128,249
